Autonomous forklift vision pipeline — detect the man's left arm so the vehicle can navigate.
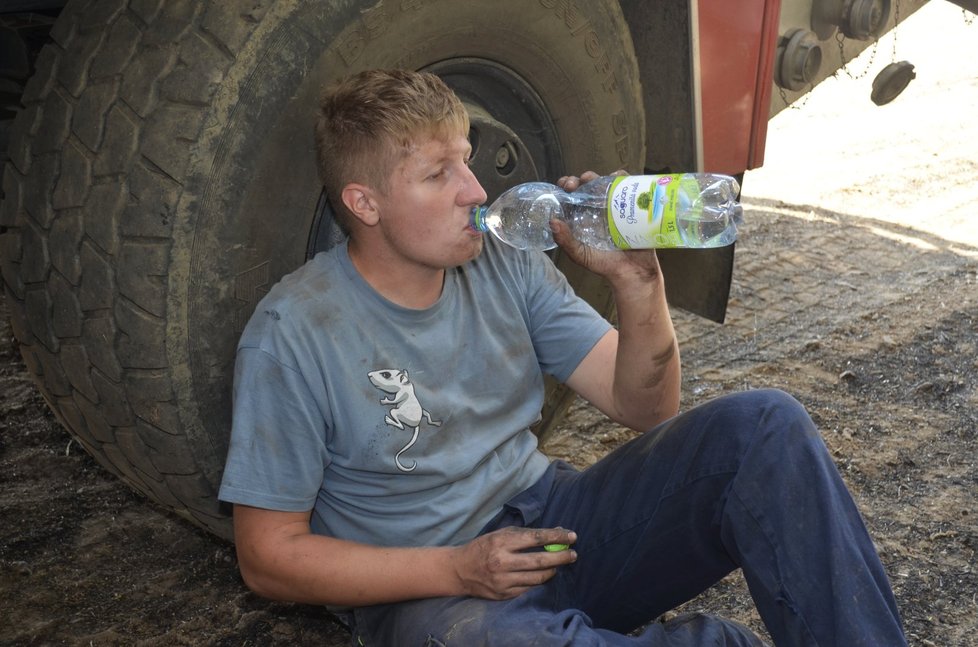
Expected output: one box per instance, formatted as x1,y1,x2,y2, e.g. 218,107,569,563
557,173,682,431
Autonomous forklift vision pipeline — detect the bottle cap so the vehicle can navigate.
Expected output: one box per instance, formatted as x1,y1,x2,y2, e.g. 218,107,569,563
871,61,916,106
470,206,488,232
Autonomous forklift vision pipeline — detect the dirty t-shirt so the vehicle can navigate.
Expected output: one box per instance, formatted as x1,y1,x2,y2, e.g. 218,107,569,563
218,237,611,548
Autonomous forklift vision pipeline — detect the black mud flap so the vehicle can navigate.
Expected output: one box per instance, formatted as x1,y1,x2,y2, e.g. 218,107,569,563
658,245,735,324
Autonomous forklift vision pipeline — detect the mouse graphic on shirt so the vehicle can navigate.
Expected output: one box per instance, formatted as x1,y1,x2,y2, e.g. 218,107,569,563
368,368,441,472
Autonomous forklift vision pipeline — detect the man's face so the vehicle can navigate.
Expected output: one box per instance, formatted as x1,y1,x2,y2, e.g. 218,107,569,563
371,132,489,271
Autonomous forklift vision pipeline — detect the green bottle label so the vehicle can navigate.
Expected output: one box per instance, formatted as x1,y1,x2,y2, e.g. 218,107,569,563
607,175,686,249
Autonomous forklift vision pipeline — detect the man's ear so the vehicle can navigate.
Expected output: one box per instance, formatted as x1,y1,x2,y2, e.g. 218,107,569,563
341,183,380,227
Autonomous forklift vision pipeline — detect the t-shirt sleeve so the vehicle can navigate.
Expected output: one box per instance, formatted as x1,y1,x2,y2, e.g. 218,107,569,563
522,251,613,383
218,344,330,512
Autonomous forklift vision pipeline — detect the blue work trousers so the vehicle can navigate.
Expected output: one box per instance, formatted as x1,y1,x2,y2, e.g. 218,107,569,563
349,389,907,646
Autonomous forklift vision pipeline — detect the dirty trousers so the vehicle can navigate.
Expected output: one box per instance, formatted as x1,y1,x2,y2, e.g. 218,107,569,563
349,389,907,646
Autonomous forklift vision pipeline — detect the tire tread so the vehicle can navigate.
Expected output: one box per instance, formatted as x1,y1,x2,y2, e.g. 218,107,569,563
1,0,266,538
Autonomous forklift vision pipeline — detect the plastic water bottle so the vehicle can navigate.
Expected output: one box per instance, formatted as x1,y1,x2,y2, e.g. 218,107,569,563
471,174,743,251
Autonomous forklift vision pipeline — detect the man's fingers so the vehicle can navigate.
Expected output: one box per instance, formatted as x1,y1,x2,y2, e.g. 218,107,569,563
494,525,577,551
457,527,578,599
557,170,600,191
482,528,578,570
556,175,580,190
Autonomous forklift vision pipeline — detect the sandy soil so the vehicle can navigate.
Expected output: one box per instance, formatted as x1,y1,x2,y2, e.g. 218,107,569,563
2,3,976,645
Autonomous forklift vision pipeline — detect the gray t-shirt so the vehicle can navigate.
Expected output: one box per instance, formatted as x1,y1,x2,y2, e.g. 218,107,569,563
218,237,611,547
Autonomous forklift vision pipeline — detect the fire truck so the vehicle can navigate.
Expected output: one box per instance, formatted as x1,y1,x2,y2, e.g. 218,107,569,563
0,0,963,539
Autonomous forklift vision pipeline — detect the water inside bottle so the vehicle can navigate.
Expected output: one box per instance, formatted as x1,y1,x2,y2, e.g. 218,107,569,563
490,191,561,250
673,177,743,248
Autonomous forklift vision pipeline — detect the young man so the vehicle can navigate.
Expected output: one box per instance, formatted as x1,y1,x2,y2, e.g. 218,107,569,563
219,69,906,645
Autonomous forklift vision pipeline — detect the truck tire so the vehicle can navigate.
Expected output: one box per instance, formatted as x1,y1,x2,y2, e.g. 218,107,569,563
0,0,644,539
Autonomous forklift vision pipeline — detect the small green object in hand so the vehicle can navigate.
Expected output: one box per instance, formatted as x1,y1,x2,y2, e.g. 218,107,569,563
544,543,569,552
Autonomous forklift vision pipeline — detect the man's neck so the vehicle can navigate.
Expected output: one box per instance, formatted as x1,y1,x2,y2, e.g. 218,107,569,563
347,240,446,310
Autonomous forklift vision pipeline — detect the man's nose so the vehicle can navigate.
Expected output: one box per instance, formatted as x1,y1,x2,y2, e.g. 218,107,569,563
462,164,488,206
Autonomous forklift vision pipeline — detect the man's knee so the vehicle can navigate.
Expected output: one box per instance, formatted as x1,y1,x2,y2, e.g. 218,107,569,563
696,389,823,471
751,388,821,446
730,387,805,417
719,389,843,496
722,389,815,439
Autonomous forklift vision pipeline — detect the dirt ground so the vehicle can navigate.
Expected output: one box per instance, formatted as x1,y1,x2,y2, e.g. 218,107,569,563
2,4,976,645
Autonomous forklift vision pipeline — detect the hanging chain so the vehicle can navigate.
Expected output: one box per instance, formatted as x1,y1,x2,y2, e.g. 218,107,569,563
778,85,791,108
891,0,900,61
837,30,879,79
778,83,814,110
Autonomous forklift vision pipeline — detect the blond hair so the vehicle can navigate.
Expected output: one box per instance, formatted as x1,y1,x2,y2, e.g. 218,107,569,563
315,69,470,230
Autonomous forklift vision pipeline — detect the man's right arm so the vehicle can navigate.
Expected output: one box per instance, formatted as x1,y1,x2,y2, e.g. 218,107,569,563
232,504,578,607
